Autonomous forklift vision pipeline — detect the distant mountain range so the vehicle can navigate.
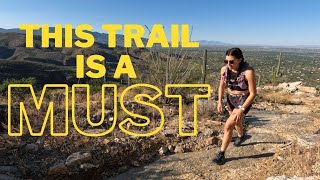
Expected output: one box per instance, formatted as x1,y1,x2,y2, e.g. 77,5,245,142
0,28,231,47
0,27,141,47
198,40,231,46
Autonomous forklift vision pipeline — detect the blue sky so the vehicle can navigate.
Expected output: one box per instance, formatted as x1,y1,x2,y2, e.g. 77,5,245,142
0,0,319,46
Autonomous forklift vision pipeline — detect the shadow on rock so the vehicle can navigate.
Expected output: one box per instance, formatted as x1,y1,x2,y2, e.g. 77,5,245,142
241,141,285,146
226,152,275,163
245,115,270,128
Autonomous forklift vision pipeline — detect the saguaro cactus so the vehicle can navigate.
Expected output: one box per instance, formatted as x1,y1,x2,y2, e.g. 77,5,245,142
257,74,261,87
166,56,170,85
201,49,207,84
276,52,282,77
126,48,131,85
271,66,276,85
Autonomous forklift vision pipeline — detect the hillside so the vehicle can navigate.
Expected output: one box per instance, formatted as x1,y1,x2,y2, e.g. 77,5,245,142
0,32,148,85
0,30,320,180
0,83,319,179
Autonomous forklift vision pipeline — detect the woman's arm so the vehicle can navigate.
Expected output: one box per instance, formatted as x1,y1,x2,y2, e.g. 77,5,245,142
233,67,256,122
217,67,227,113
241,68,257,110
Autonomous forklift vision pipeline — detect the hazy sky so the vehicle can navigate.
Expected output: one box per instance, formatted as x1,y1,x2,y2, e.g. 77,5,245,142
0,0,319,46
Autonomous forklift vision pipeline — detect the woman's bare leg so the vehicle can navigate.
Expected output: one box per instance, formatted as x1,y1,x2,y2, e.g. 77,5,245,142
221,114,237,151
213,110,238,164
234,117,244,137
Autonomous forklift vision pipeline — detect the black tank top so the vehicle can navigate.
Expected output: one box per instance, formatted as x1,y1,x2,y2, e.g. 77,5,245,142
227,69,248,91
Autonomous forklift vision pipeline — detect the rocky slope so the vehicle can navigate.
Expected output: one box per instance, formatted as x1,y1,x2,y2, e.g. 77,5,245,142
110,83,320,180
0,83,319,179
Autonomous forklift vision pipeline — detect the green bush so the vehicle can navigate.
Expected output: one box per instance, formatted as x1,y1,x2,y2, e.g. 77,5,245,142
0,77,37,94
88,78,105,92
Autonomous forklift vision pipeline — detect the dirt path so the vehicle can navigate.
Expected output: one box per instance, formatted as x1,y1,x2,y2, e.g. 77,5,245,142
110,109,320,180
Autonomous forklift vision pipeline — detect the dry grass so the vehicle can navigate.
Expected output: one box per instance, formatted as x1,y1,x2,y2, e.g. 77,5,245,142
257,89,293,105
250,143,320,179
117,85,156,103
197,99,217,119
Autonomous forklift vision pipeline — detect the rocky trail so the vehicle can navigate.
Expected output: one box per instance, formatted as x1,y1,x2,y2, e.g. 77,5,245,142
111,110,320,180
111,83,320,180
0,83,320,179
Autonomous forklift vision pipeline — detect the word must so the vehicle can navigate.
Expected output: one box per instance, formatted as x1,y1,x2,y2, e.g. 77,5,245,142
8,84,210,137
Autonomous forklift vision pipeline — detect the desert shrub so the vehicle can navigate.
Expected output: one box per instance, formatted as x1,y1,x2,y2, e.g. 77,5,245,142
0,77,36,94
88,78,105,92
140,50,203,103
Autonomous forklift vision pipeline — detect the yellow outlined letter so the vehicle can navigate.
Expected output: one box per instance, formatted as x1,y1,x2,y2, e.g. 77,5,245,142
72,84,117,137
165,84,210,136
8,84,68,136
119,84,165,137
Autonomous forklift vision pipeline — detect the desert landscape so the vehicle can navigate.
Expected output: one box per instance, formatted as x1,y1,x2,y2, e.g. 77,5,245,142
0,30,320,179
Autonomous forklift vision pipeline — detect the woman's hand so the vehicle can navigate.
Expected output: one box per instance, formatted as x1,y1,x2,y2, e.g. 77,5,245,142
217,102,223,114
232,109,245,122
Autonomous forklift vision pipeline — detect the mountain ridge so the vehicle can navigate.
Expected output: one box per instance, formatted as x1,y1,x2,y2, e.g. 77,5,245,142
0,27,231,47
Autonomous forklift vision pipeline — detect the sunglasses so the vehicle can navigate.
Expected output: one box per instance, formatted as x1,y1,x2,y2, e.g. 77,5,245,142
224,60,235,64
